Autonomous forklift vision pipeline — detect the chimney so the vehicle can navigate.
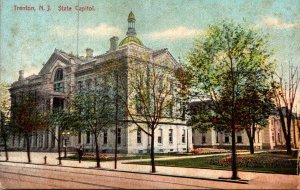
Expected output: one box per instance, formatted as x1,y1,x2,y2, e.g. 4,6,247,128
18,70,24,81
85,48,94,59
110,36,119,51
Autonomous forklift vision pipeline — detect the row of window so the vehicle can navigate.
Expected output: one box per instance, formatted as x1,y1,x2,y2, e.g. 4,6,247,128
272,132,282,143
137,128,187,144
198,131,260,144
78,128,188,145
77,129,122,145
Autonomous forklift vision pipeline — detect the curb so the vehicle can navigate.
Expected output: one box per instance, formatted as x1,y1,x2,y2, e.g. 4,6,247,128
0,160,249,184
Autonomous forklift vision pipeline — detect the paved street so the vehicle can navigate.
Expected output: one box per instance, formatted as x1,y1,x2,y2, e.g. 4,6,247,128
0,152,299,189
0,162,247,189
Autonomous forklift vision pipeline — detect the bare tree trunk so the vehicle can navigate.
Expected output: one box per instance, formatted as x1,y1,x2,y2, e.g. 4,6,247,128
249,138,254,154
3,135,8,161
231,125,238,179
150,129,156,173
25,133,31,163
286,135,292,154
94,132,101,168
186,128,189,153
246,129,254,154
114,73,119,170
57,129,62,165
278,109,293,154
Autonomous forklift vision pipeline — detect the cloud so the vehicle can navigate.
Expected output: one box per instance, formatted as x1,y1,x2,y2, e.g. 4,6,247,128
148,26,204,41
260,17,299,29
51,24,122,38
83,24,122,37
51,26,76,38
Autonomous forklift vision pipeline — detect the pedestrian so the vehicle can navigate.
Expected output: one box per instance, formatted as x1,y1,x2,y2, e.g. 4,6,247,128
77,146,83,163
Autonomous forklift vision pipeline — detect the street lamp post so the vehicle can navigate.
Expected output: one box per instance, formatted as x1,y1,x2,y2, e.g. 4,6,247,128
62,131,70,158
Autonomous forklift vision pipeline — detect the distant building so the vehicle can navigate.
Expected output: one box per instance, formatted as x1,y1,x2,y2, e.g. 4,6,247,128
8,12,192,154
191,100,300,150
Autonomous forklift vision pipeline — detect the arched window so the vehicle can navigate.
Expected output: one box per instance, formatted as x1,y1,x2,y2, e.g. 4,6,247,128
53,68,64,92
54,69,63,81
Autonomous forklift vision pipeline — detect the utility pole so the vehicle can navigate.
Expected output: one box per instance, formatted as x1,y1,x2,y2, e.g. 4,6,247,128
114,72,119,169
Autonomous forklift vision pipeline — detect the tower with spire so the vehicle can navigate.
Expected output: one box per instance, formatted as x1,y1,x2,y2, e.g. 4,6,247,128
126,11,136,36
119,11,143,46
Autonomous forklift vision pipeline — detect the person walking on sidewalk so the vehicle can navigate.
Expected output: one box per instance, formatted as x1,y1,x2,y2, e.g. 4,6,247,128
77,146,83,163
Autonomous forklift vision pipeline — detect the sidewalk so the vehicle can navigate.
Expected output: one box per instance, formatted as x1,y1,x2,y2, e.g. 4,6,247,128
0,151,299,189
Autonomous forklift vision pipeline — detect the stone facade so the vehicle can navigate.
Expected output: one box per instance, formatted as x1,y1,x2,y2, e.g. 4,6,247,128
8,12,192,154
193,114,300,150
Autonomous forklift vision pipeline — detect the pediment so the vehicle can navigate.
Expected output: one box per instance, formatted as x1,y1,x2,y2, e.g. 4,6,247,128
153,49,178,68
39,51,72,75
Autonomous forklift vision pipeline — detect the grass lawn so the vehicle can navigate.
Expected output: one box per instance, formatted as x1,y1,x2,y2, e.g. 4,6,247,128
126,152,298,175
62,153,189,162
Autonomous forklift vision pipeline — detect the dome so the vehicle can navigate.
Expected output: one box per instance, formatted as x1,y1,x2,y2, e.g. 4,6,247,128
119,36,144,46
128,11,135,21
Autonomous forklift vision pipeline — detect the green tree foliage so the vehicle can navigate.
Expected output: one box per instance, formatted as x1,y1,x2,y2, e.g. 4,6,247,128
236,74,275,154
0,112,9,161
0,84,10,161
46,108,77,165
174,61,193,120
72,80,115,168
188,21,274,179
11,90,46,163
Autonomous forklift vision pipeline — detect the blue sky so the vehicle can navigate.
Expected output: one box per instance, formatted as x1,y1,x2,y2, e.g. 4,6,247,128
1,1,299,92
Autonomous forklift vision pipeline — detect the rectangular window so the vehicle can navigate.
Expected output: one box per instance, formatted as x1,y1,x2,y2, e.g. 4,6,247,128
103,130,108,144
272,133,275,143
135,94,142,114
78,130,81,144
237,132,242,143
40,134,43,148
77,81,83,92
117,128,121,144
192,129,195,144
45,131,48,148
278,133,281,143
137,128,142,144
35,133,38,147
86,131,90,144
202,135,206,144
169,129,173,144
158,129,163,144
216,131,219,143
54,82,64,92
51,134,55,148
182,129,186,143
225,132,229,143
86,79,92,91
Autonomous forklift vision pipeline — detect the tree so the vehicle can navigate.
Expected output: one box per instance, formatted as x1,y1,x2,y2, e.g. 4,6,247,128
237,73,275,154
46,108,75,165
273,65,299,154
11,90,46,163
0,84,10,161
73,80,115,168
121,59,175,173
188,21,274,179
0,112,9,161
174,61,193,120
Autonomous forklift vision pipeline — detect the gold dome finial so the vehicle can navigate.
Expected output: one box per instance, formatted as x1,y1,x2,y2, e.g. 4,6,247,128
128,11,135,21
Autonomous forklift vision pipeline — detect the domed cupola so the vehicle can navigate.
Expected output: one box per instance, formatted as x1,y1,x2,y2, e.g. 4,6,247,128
119,11,144,46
